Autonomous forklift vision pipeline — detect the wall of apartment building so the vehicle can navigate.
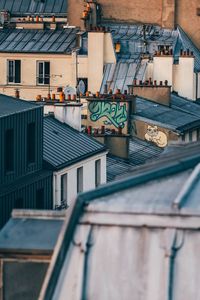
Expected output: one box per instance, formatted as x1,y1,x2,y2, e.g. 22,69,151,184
176,0,200,49
67,0,175,29
0,53,75,100
67,0,200,50
53,152,107,209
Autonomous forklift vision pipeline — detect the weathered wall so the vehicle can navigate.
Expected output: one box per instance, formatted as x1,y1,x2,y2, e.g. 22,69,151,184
67,0,175,28
176,0,200,49
67,0,200,49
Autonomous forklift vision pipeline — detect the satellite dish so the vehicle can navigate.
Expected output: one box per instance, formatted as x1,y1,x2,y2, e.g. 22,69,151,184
63,86,76,97
77,80,86,95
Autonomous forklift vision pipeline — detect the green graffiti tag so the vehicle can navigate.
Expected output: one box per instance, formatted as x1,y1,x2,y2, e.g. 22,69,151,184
88,101,128,128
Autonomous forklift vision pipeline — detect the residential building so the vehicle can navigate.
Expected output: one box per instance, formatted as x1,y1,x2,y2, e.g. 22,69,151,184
43,115,108,209
0,94,52,229
67,0,200,50
0,28,79,100
0,209,65,300
39,142,200,300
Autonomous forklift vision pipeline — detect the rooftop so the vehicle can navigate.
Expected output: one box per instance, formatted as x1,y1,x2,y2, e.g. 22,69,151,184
43,116,107,170
0,0,67,16
135,96,200,132
107,137,163,181
171,93,200,117
0,93,39,118
40,142,200,300
0,210,65,255
100,24,200,93
0,28,78,54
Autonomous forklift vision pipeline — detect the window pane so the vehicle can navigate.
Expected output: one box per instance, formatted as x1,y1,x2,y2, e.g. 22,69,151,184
15,60,21,83
38,62,44,84
8,61,14,83
77,167,83,193
27,122,36,164
36,188,44,209
44,62,50,84
95,159,101,187
61,174,68,208
14,198,23,209
4,128,14,173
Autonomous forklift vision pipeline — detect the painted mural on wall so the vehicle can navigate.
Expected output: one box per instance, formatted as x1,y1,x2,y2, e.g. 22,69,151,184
145,125,168,148
88,101,128,128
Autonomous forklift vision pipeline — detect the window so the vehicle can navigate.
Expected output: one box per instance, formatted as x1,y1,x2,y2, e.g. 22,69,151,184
14,198,23,209
4,128,14,173
95,159,101,187
36,188,44,209
27,122,36,164
77,167,83,193
61,174,68,208
37,61,50,85
8,60,21,83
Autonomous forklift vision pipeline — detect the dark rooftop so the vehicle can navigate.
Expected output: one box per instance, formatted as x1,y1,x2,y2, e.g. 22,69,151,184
0,0,67,16
43,116,107,170
135,96,200,133
0,210,64,254
171,93,200,117
107,137,163,181
0,28,78,54
0,93,39,118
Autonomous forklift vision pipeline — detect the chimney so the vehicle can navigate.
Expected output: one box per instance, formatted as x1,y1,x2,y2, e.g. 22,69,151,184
153,53,173,89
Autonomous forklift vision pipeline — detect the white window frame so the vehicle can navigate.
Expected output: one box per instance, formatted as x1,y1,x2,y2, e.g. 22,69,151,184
36,61,50,85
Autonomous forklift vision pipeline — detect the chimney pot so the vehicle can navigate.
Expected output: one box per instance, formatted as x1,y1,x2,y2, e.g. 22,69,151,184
118,126,122,135
164,80,168,86
160,81,163,86
67,94,71,101
52,93,55,101
154,80,157,86
96,91,100,97
47,93,51,100
15,89,20,99
101,125,105,134
109,89,113,95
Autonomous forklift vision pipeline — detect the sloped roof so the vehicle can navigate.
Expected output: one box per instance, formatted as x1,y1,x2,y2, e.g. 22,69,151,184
171,93,200,117
0,0,67,16
175,26,200,72
39,142,200,300
107,137,163,181
135,96,200,132
0,210,64,254
0,28,78,54
0,93,39,118
43,116,107,170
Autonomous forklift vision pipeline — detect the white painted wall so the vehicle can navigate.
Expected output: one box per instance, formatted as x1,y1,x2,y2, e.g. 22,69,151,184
43,104,82,131
88,31,116,93
153,56,173,86
173,56,195,100
53,152,107,209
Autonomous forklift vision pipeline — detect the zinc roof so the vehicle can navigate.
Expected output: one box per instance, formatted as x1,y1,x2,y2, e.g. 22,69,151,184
0,28,78,54
0,0,67,16
43,116,107,170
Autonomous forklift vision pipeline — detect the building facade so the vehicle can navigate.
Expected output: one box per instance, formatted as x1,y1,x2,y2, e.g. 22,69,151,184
0,94,52,228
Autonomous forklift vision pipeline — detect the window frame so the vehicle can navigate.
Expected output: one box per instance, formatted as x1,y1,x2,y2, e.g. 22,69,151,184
77,167,83,193
7,60,21,84
36,61,50,85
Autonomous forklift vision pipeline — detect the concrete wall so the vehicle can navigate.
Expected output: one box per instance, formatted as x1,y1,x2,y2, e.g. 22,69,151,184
53,153,107,208
173,56,196,100
133,86,171,106
153,56,174,87
67,0,175,29
88,31,116,93
0,53,73,100
176,0,200,49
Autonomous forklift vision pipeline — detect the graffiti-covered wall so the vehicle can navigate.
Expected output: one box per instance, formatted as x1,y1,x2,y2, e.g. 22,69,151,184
87,100,131,134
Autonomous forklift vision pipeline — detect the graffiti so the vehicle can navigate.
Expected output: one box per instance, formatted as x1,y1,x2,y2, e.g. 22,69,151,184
88,101,128,128
145,125,168,148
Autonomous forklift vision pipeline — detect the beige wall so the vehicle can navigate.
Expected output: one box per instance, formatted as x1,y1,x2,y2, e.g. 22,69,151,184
176,0,200,49
88,31,116,93
173,56,196,100
153,56,174,87
67,0,175,29
0,53,74,100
